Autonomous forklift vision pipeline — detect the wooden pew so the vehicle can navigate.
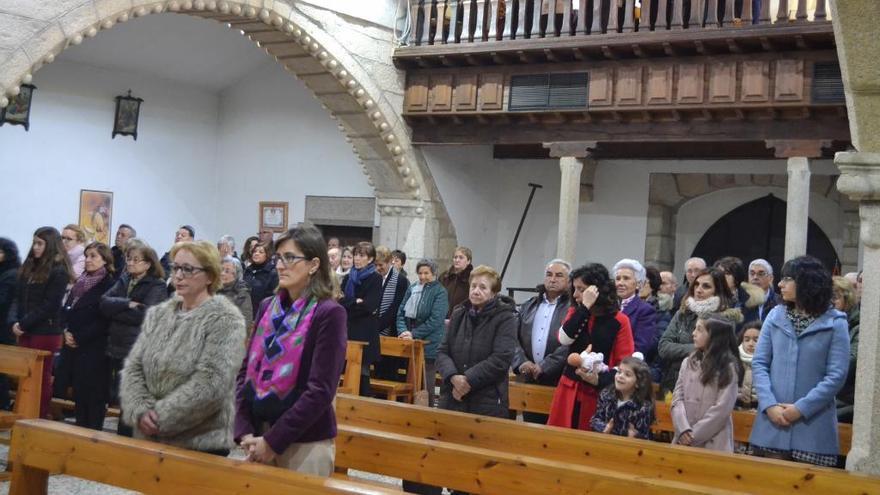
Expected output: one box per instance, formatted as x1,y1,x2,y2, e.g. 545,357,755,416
335,423,743,494
339,340,367,396
8,419,397,495
337,394,880,494
369,336,425,403
508,380,854,455
0,344,51,480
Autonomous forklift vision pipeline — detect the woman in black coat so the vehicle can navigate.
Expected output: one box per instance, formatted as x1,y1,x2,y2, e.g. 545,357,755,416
244,242,278,317
8,227,74,419
99,239,167,436
339,242,382,396
0,238,21,411
59,242,115,429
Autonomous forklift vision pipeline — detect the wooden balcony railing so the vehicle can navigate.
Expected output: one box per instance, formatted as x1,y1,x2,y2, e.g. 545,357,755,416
406,0,827,46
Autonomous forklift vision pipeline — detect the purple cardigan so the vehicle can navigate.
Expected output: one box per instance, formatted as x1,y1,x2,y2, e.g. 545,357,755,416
622,297,658,356
234,298,347,454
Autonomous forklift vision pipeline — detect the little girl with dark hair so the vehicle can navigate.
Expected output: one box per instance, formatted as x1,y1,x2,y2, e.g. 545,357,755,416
590,355,655,439
671,315,743,452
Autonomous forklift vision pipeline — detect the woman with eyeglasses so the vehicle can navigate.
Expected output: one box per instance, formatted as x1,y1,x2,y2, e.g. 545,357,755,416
121,241,246,456
244,241,279,318
339,241,382,396
235,227,347,476
7,227,74,418
57,242,115,429
61,224,87,278
750,256,849,467
100,239,167,436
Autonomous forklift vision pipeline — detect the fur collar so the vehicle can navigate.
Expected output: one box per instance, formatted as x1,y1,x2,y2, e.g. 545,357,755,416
739,282,767,309
686,296,720,317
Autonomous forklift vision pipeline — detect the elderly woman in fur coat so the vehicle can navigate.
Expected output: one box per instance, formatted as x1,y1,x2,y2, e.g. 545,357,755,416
121,241,246,456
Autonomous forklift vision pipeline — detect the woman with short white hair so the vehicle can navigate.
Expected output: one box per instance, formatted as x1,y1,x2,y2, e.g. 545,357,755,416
612,259,658,360
218,256,253,333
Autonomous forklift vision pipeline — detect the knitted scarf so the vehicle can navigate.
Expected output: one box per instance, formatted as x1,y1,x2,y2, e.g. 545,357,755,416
686,296,720,317
343,263,376,299
69,267,107,305
738,344,753,366
245,294,318,401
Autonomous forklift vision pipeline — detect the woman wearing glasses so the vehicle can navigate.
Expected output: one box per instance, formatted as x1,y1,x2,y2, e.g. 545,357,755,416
121,241,246,456
100,239,167,436
235,227,346,476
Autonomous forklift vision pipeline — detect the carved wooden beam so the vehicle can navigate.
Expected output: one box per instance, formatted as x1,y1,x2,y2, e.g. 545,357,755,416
765,139,832,158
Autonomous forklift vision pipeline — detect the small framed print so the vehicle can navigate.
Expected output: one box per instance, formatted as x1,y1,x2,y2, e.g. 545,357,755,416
259,201,289,233
113,90,144,140
79,189,113,244
0,84,37,131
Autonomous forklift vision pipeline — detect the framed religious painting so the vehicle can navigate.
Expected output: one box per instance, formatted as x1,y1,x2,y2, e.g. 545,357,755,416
259,201,288,233
79,190,113,244
112,90,144,140
0,84,37,131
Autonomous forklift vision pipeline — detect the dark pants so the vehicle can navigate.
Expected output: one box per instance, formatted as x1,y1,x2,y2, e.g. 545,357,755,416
70,348,109,430
359,372,372,397
523,411,549,425
18,333,62,419
108,356,133,437
0,374,9,411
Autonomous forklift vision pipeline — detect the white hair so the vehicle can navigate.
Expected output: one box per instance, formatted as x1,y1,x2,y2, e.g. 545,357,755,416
685,257,706,268
612,258,646,283
748,258,773,276
218,235,235,249
545,258,572,273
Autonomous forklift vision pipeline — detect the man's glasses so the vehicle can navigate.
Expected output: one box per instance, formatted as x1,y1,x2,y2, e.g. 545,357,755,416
170,264,206,277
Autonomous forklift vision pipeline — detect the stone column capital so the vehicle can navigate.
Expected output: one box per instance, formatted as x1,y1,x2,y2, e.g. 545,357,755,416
765,140,831,158
544,141,598,159
836,152,880,202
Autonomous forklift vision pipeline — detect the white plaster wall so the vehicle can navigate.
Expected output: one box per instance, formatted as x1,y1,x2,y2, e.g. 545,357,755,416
0,59,220,255
423,145,842,293
674,187,845,275
214,61,376,246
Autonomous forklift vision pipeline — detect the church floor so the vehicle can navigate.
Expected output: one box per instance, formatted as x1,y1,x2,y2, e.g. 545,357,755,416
0,418,403,494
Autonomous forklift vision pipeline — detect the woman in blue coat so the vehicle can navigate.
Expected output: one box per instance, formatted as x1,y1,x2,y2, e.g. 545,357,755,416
750,255,849,467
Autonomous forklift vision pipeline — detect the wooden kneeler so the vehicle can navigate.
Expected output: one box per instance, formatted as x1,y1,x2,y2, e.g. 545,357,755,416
0,344,50,481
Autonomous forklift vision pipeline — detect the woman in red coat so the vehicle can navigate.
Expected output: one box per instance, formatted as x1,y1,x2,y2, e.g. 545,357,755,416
547,263,635,430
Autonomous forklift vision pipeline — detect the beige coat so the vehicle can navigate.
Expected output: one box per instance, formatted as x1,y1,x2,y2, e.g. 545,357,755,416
671,356,738,452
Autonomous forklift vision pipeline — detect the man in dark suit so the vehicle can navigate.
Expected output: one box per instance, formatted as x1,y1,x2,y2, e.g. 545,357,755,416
513,259,572,424
749,258,779,321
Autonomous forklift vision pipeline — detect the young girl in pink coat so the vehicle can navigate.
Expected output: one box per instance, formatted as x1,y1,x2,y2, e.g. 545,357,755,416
671,314,744,452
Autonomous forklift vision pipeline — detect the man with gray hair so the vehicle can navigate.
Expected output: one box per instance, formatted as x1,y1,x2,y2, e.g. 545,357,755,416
673,256,707,310
217,235,238,259
513,259,572,424
749,258,779,321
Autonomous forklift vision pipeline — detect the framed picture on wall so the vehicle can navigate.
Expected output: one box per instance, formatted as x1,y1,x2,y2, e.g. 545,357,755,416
79,190,113,244
0,84,37,131
259,201,288,233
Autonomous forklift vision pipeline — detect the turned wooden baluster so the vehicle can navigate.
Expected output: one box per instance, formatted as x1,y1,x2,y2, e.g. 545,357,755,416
776,0,789,22
435,0,447,43
758,0,770,23
412,0,424,44
422,0,434,42
448,0,461,42
688,0,703,28
474,0,486,40
591,0,603,33
516,0,528,37
545,0,557,35
621,0,634,31
503,0,515,38
741,0,753,24
561,0,574,36
796,0,808,21
640,0,653,30
656,0,669,29
607,0,620,33
576,0,588,34
704,0,718,26
814,0,826,20
670,0,683,28
532,0,544,37
461,0,474,41
722,0,734,25
487,0,499,40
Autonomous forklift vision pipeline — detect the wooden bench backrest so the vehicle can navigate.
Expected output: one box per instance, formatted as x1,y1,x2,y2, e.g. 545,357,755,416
338,341,367,396
378,336,425,387
335,424,743,494
508,380,853,455
337,394,880,494
0,344,50,420
9,419,397,495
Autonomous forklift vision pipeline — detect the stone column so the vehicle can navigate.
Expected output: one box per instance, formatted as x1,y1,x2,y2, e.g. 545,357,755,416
836,152,880,475
376,198,446,281
766,140,830,261
784,157,811,261
544,142,597,263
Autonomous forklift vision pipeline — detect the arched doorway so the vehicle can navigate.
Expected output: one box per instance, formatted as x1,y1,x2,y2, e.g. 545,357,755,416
691,194,839,274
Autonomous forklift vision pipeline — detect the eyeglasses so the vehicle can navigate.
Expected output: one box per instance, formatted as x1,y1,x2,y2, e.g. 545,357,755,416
780,276,795,283
749,271,770,278
276,253,308,267
170,263,206,277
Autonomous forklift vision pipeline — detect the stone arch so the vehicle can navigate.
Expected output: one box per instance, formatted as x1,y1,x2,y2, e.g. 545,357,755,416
646,172,860,274
0,0,456,263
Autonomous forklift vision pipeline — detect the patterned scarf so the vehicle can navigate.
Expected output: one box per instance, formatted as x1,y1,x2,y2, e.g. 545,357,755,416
785,308,816,336
343,263,377,299
69,267,107,305
245,294,318,401
379,267,399,318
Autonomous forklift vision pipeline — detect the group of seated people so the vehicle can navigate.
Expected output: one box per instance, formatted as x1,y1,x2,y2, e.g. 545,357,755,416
0,222,859,481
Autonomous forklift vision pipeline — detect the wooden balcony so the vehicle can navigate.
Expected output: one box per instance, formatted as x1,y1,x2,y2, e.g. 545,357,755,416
394,0,834,67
